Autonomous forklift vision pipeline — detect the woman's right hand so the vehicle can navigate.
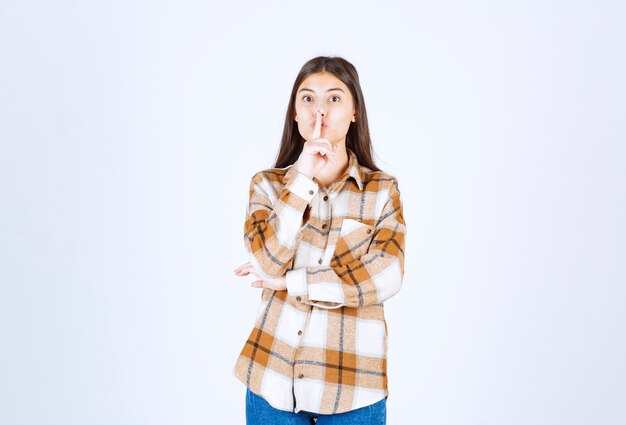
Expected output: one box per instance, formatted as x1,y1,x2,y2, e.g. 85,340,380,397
293,110,336,179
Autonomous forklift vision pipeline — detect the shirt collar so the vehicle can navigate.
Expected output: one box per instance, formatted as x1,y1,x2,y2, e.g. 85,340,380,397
344,147,365,191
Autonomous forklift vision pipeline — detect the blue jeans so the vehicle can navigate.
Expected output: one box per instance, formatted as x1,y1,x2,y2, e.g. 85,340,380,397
245,388,387,424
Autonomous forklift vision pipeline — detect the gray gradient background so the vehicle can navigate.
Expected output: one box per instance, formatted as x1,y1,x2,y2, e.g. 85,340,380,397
1,1,625,424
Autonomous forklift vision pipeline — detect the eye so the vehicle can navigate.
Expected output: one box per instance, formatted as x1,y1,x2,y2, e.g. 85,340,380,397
302,95,313,102
330,95,341,102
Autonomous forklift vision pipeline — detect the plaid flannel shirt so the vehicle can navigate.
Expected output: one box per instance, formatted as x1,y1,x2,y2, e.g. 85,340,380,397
233,148,406,415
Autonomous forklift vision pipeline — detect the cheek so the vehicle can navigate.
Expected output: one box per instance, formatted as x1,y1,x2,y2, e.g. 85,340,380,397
296,102,312,113
331,109,353,127
296,121,309,139
336,104,353,118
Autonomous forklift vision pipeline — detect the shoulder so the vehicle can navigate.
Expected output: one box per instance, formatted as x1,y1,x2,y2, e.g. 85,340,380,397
360,167,402,194
248,165,293,188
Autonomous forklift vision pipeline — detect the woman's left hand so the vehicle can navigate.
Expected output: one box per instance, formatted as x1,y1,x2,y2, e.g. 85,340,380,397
234,262,287,291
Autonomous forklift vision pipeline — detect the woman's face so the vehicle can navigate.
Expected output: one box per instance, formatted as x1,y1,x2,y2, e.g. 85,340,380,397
294,72,356,145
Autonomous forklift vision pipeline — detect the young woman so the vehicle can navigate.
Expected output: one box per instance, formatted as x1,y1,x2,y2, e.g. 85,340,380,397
232,56,406,424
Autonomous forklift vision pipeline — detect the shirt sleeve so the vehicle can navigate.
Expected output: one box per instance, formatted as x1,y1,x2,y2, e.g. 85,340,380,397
284,178,406,308
244,166,319,278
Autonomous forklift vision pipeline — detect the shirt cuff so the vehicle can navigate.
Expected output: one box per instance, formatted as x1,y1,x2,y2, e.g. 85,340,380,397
284,167,319,204
285,267,308,297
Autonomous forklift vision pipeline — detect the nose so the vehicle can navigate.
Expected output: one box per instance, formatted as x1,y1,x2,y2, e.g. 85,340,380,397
315,106,326,118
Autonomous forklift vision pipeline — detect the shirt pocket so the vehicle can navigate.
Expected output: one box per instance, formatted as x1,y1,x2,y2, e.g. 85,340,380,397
330,218,375,267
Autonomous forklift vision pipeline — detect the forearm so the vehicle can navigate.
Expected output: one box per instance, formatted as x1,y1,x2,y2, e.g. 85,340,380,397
244,167,319,278
285,233,405,308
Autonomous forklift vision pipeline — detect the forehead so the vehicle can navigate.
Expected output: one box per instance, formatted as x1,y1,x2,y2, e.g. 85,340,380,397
297,72,349,92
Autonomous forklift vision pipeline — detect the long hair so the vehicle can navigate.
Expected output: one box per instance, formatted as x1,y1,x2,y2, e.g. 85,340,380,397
272,56,381,172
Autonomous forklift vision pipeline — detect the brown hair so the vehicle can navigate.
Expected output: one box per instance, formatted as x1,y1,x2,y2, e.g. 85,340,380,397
272,56,381,172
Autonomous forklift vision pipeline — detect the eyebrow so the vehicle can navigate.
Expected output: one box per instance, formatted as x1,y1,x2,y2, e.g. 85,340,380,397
297,87,346,94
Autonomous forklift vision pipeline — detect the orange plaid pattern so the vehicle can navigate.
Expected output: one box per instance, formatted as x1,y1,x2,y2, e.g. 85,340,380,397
233,148,406,414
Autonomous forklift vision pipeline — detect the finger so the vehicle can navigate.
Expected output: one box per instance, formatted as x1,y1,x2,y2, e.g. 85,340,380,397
307,140,333,155
317,146,335,161
312,110,322,140
251,280,264,288
313,138,334,152
233,262,251,274
243,265,257,276
237,265,256,277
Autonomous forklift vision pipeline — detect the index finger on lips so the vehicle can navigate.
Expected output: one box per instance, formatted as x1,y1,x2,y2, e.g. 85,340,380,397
312,110,322,140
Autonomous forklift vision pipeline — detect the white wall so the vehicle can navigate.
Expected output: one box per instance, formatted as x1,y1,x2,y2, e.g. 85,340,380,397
1,1,624,424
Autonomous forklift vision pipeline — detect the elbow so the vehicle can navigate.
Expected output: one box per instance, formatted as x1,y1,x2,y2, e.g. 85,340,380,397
244,232,294,278
376,257,404,303
246,251,288,279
